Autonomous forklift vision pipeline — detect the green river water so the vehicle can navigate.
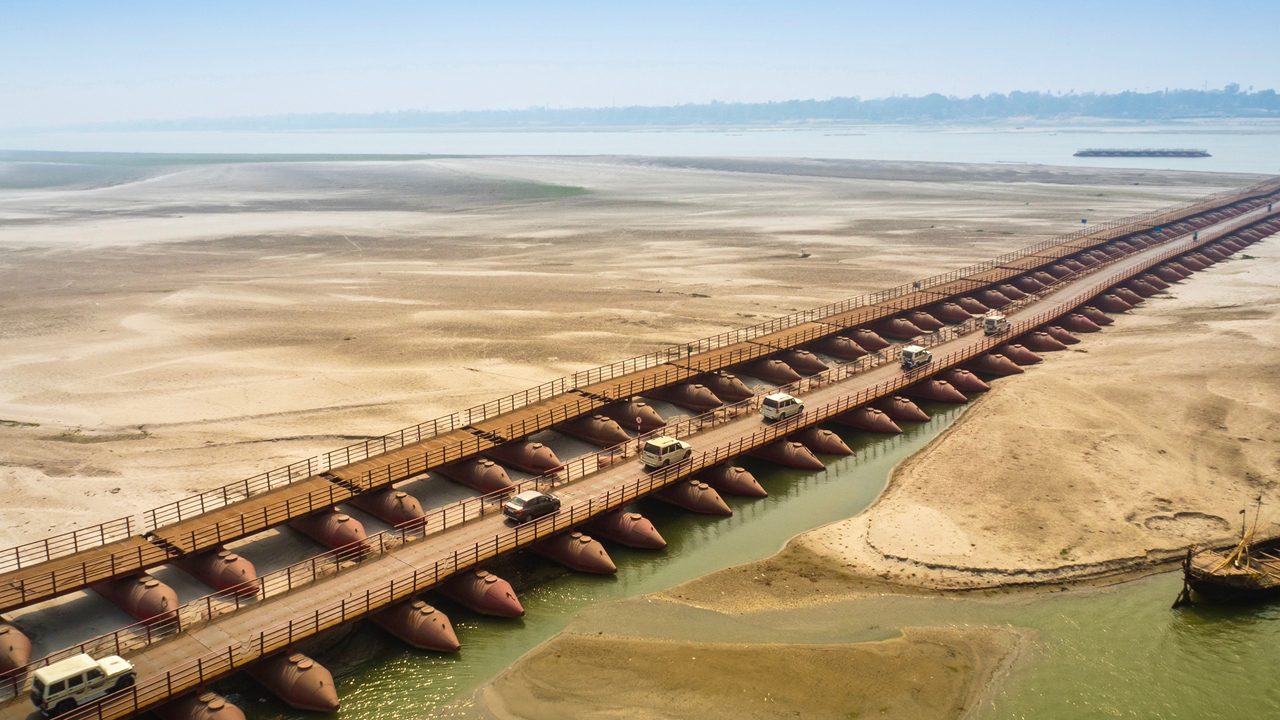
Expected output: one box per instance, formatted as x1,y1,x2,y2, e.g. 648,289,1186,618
229,403,1279,719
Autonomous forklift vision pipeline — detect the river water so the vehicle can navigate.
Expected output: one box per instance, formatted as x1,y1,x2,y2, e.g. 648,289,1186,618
4,123,1280,175
218,399,1280,718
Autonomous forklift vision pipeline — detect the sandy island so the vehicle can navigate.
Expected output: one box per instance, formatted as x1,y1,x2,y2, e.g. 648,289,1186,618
474,627,1018,720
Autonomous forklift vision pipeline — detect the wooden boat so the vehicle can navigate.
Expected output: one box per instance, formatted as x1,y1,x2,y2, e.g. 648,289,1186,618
1175,501,1280,605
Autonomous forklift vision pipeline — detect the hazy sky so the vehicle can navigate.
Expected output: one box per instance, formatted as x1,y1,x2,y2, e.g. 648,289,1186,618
2,0,1276,128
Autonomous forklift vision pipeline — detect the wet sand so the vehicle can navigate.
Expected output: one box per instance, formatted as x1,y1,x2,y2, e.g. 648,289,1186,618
472,627,1018,720
0,155,1253,544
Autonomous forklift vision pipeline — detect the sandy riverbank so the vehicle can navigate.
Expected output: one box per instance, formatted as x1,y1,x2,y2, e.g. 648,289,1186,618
0,155,1252,545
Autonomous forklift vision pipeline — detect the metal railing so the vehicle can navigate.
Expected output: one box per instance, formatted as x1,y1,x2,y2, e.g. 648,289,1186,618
0,517,134,576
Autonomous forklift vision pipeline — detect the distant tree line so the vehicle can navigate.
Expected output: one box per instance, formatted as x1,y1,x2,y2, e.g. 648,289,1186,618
119,85,1280,131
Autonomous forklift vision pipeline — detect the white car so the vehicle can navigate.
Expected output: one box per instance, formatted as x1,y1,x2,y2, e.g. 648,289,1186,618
31,653,136,717
900,344,933,371
760,392,804,422
640,436,693,468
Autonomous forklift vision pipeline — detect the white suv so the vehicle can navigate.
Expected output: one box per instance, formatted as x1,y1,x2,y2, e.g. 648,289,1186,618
31,653,136,717
640,436,693,469
760,392,804,422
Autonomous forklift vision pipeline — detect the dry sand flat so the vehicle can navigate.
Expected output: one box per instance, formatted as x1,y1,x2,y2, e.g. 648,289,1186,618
801,237,1280,590
469,627,1016,720
0,154,1259,545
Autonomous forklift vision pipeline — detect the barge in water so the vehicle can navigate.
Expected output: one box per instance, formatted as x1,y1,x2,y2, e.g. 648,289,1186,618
1075,148,1211,158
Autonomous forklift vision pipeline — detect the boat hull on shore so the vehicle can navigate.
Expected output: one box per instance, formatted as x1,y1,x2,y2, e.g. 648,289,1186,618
1181,536,1280,603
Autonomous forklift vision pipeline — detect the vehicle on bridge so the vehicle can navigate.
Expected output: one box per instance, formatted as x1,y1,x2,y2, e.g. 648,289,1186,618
982,312,1010,336
640,436,693,469
31,653,135,717
760,392,804,422
900,344,933,371
502,490,561,524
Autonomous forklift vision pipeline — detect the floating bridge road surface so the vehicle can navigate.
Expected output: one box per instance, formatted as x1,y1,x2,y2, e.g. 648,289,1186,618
14,203,1269,720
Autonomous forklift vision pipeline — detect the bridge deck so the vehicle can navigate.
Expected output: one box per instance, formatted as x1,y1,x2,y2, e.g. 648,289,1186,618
326,428,492,481
1000,254,1059,271
746,322,836,352
0,537,163,615
819,298,912,329
667,340,772,372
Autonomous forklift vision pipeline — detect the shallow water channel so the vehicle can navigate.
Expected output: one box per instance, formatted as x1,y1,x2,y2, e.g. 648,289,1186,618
227,400,1279,718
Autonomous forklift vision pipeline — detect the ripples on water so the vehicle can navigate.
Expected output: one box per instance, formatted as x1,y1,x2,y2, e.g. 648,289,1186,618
990,578,1280,719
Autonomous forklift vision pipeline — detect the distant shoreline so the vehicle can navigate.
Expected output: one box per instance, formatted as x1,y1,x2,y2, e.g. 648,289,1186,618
9,117,1280,137
3,121,1278,176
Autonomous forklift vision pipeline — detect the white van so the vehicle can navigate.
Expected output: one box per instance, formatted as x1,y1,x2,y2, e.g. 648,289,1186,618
760,392,804,422
982,312,1010,336
31,653,136,716
640,436,693,468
